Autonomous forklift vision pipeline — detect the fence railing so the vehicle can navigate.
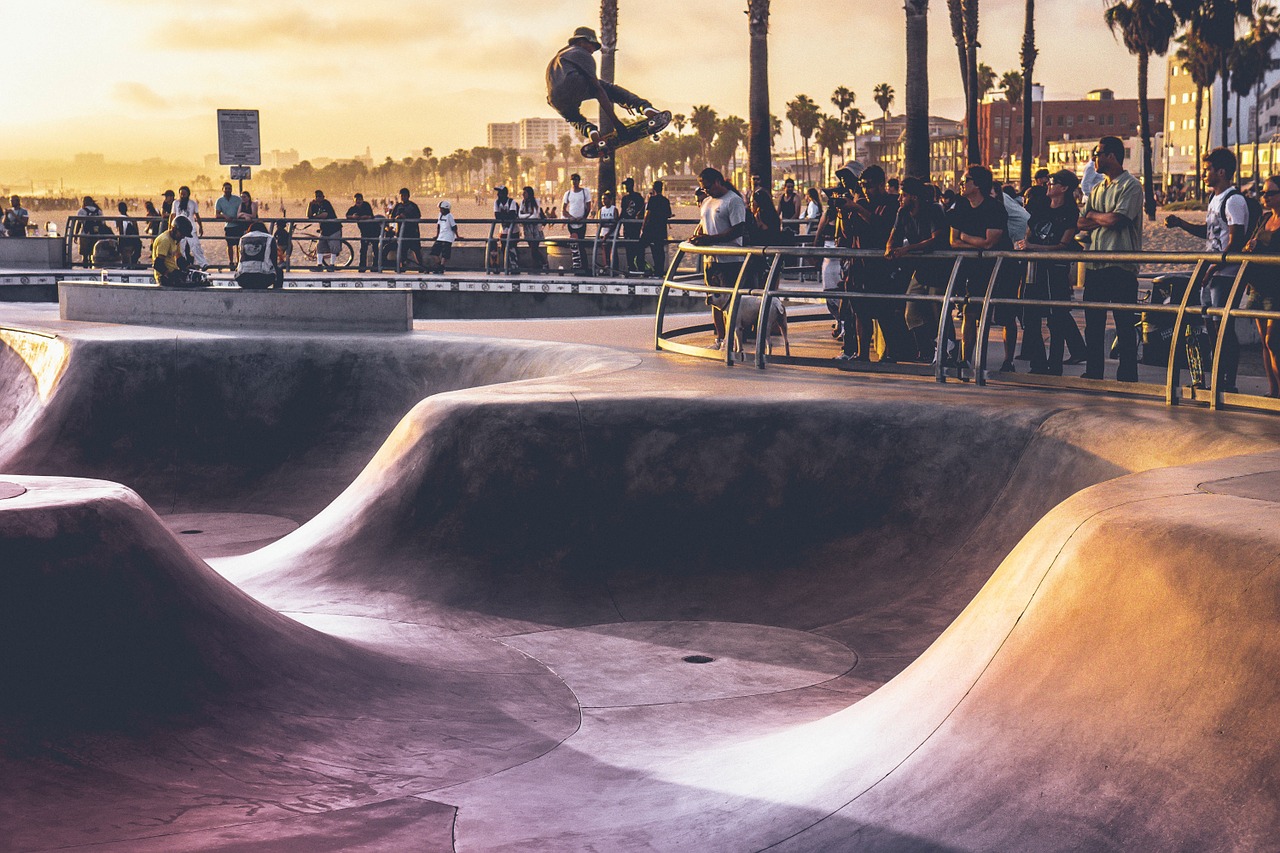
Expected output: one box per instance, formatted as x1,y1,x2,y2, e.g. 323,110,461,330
61,214,707,276
655,242,1280,415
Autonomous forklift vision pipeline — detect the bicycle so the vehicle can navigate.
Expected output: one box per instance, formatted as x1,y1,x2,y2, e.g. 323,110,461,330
290,224,355,270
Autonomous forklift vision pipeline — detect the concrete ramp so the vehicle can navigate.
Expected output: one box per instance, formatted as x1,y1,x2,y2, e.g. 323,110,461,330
5,321,1280,850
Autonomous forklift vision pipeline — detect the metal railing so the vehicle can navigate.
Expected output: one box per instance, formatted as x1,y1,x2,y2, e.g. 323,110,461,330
656,242,1280,415
62,214,705,276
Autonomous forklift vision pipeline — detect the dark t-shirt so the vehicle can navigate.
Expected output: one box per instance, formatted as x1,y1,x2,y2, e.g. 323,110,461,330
1026,201,1079,249
854,192,900,251
948,195,1012,249
392,200,423,238
620,191,645,234
893,202,950,286
641,194,672,237
346,200,379,236
308,198,341,236
777,192,800,221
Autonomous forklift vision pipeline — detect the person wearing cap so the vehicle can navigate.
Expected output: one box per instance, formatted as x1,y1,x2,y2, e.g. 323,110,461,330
390,187,425,272
492,186,521,272
811,163,865,359
429,200,457,273
1024,168,1052,214
151,216,193,286
1016,169,1087,375
844,164,912,363
346,192,379,272
546,26,660,143
888,177,952,362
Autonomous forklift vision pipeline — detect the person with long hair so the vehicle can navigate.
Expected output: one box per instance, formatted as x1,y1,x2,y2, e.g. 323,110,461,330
1016,169,1087,375
518,186,548,270
1243,175,1280,397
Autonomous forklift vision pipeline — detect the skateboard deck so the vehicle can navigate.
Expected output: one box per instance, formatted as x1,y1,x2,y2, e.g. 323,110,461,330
581,111,673,160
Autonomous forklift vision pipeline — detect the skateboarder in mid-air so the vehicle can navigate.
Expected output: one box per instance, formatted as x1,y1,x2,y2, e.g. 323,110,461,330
546,26,664,147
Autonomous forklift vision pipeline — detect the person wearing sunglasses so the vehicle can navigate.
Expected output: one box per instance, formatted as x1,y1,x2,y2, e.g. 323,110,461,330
1077,135,1143,382
1242,176,1280,397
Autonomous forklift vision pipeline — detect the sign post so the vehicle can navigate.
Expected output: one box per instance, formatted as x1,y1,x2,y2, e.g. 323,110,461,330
217,109,261,193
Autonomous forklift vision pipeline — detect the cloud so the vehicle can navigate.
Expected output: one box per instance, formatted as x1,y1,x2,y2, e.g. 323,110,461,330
113,81,169,110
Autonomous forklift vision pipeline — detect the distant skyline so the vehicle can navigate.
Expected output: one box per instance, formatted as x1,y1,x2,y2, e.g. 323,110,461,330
8,0,1155,166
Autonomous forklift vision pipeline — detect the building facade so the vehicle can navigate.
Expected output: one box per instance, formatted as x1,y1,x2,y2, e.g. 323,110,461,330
486,118,576,155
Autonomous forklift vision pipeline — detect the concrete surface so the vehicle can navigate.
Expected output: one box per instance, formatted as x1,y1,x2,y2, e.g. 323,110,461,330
0,238,64,269
4,302,1280,850
59,281,415,332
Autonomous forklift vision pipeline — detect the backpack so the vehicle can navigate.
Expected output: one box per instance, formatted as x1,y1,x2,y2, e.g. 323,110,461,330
1224,187,1263,247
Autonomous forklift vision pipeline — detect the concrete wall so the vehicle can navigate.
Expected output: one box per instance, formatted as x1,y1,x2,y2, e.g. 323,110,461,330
0,238,65,269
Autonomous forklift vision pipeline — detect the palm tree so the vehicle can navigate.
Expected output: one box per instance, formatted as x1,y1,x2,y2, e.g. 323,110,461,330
599,0,619,195
845,106,867,164
717,115,750,175
904,1,930,179
1000,70,1023,180
1171,0,1253,154
1247,5,1280,185
544,143,559,182
786,95,820,184
816,115,850,185
1176,30,1220,198
976,63,998,100
748,0,771,192
963,0,981,163
1106,0,1177,218
1020,0,1037,189
672,113,687,136
690,104,720,165
873,83,895,123
558,133,576,182
831,86,856,161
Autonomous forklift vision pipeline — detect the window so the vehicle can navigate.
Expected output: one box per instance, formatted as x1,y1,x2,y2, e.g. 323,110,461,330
1182,93,1191,104
1169,121,1175,132
1066,115,1074,127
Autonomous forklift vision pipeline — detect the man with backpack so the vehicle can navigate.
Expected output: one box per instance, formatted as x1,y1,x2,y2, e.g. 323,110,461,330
1165,147,1253,392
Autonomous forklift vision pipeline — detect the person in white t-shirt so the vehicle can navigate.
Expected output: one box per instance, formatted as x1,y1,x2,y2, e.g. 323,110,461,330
563,172,593,272
430,200,458,273
690,167,748,348
171,185,208,267
1165,146,1251,392
596,189,618,272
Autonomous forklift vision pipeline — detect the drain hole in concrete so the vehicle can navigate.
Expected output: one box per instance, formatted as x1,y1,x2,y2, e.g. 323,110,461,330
683,655,714,664
180,530,203,535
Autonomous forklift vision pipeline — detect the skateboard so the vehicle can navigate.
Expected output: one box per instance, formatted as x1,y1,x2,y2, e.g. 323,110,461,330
581,110,673,160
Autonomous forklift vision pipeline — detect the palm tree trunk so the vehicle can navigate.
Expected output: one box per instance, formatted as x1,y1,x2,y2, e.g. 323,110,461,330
1138,52,1157,221
598,0,618,196
904,0,930,179
1020,0,1035,189
747,1,771,193
963,0,981,164
1256,78,1264,189
1221,60,1230,154
1195,87,1204,200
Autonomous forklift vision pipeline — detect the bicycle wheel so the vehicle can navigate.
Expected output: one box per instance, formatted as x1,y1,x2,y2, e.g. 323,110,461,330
335,240,355,269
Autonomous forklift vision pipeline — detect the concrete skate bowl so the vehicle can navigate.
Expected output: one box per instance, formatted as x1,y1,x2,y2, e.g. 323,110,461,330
0,327,633,523
6,325,1280,849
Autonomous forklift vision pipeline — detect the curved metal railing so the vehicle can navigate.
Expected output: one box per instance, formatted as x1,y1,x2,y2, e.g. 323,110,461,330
656,242,1280,415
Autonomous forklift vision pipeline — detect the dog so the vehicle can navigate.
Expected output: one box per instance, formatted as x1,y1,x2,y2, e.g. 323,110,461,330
707,292,790,359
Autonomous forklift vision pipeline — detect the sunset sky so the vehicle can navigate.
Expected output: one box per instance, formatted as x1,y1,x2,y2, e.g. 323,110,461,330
6,0,1151,164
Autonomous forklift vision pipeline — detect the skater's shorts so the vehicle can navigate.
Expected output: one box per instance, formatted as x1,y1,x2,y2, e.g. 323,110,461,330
430,240,453,259
1245,283,1280,313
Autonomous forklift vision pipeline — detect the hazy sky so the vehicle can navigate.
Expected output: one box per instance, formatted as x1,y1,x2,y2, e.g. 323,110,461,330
6,0,1148,163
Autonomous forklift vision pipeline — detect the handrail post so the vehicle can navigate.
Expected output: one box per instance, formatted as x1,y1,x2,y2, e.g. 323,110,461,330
723,256,751,367
935,256,964,383
1208,260,1251,410
755,252,786,369
972,255,1004,387
654,246,684,350
1165,259,1208,405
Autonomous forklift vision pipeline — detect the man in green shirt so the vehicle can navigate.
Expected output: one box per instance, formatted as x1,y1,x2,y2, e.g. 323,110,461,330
1078,135,1143,382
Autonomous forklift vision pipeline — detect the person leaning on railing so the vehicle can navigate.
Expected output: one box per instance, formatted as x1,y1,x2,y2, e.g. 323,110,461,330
1077,135,1143,383
888,177,952,363
1242,175,1280,398
1015,169,1087,376
948,165,1018,373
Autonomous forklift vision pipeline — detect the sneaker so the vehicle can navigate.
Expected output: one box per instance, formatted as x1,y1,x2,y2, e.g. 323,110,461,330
833,352,858,362
1080,369,1103,380
711,338,724,351
999,361,1016,373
